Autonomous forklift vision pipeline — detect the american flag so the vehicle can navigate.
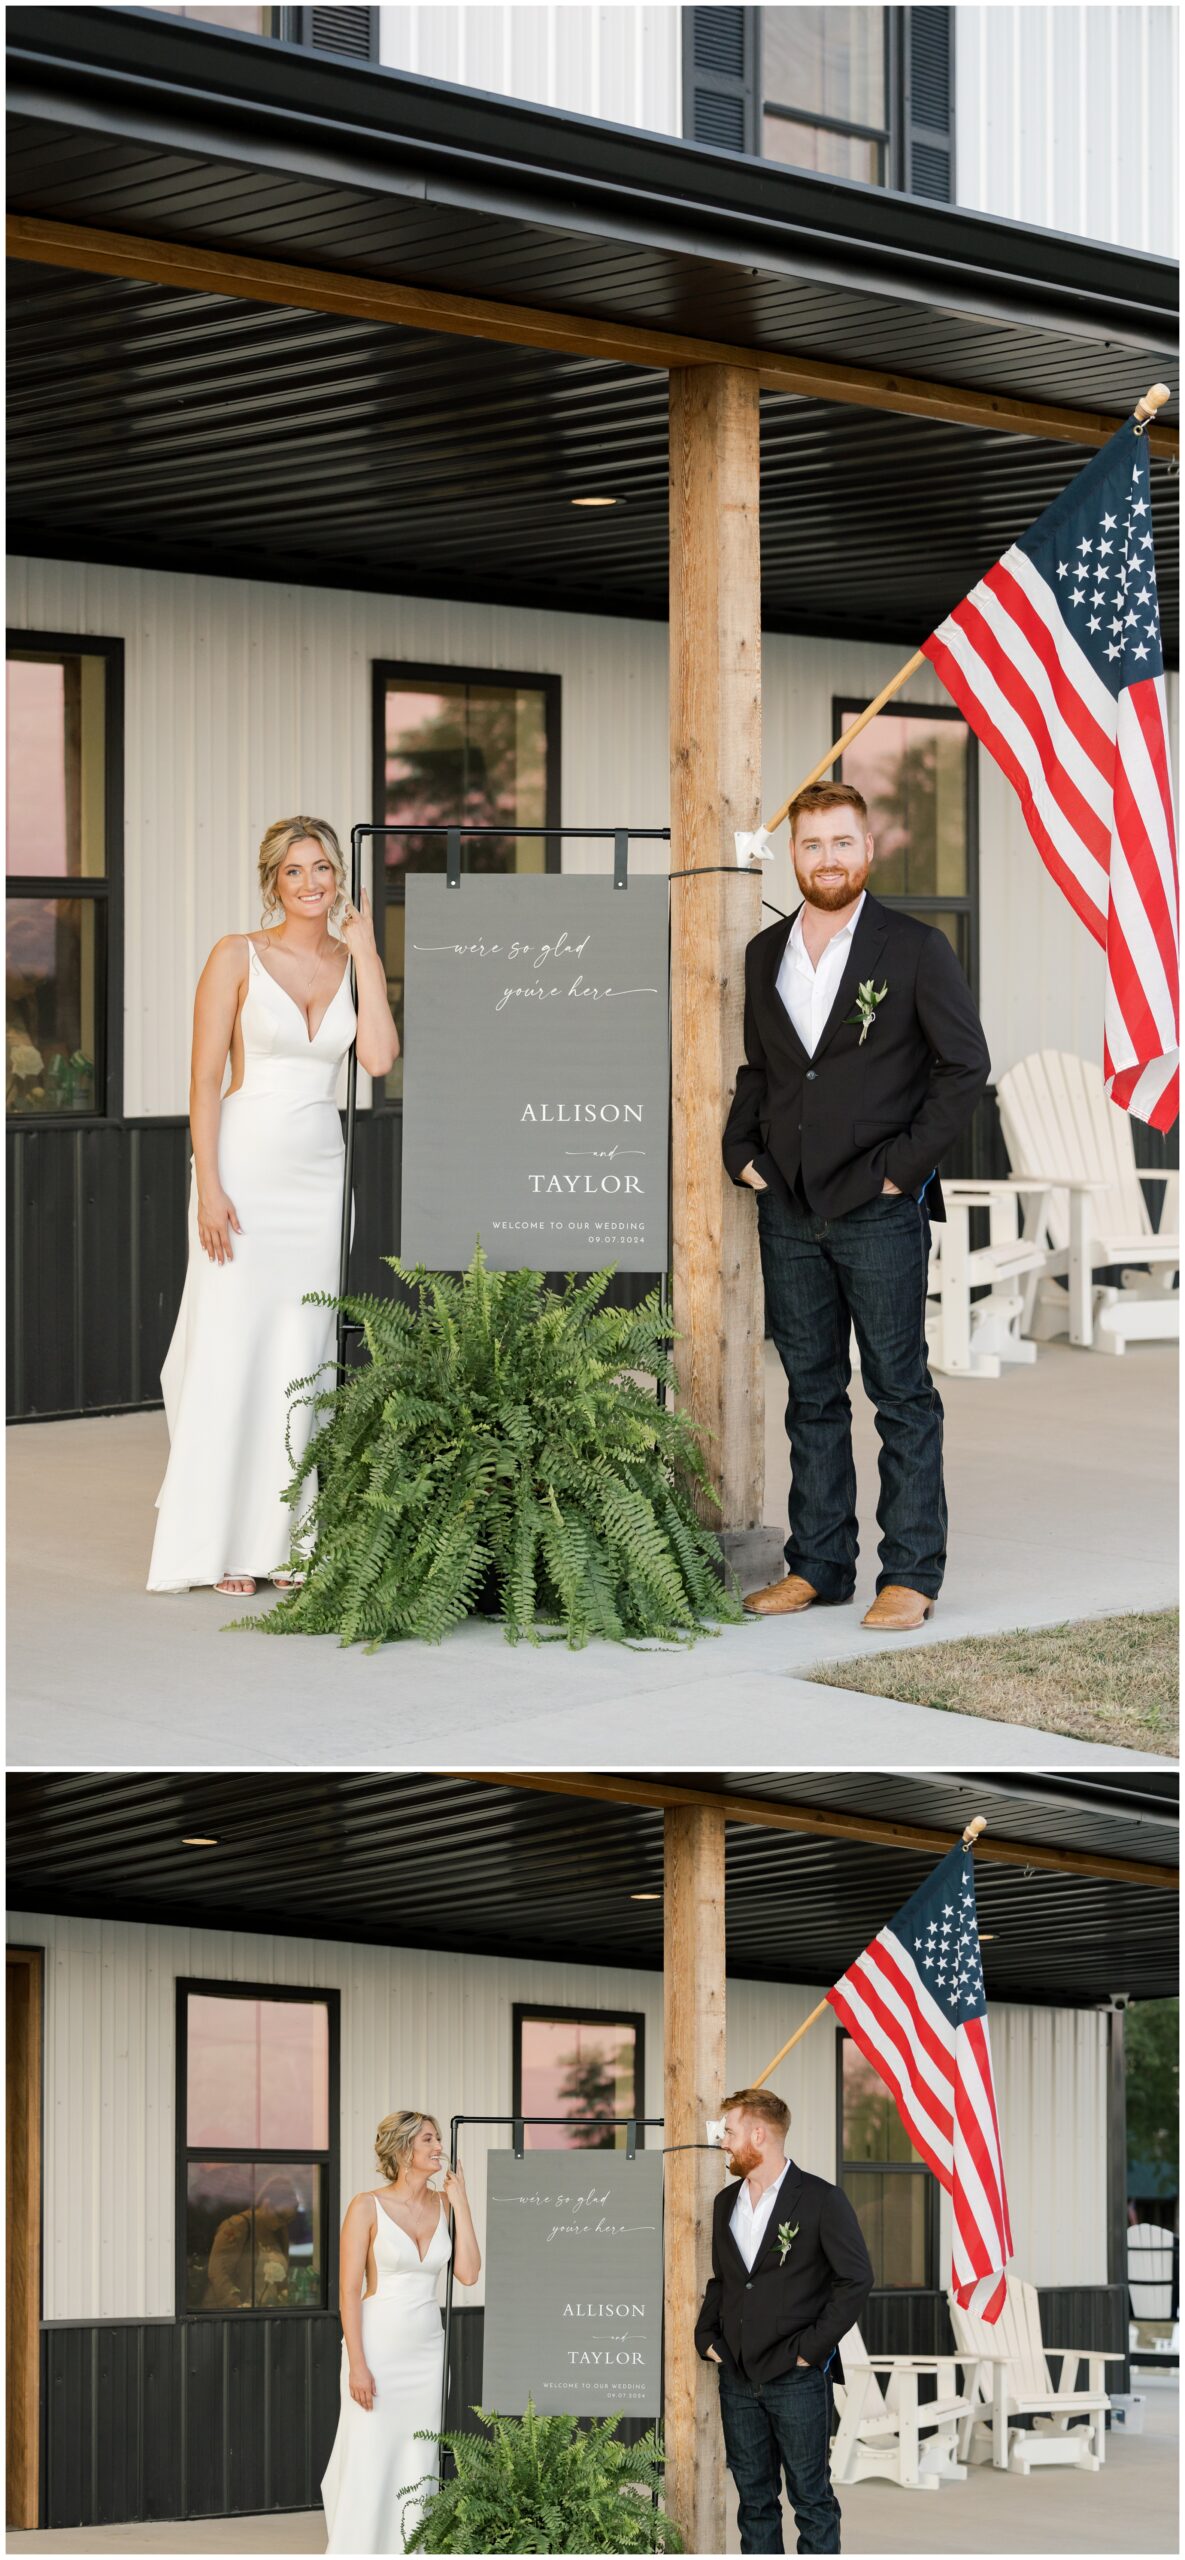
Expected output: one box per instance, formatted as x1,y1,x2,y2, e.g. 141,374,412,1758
827,1843,1013,2322
923,417,1178,1131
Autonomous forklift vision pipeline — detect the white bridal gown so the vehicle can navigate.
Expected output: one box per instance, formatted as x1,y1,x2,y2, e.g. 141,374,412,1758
147,937,356,1591
323,2197,451,2557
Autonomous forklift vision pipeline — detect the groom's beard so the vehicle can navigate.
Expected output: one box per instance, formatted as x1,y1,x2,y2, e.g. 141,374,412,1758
725,2141,761,2178
794,857,871,913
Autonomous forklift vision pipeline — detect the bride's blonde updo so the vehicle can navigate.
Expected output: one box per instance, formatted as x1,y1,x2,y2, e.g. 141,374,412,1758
258,816,347,925
375,2109,441,2185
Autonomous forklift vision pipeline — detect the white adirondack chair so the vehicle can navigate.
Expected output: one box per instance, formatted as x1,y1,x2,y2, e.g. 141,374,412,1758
996,1050,1179,1353
948,2278,1123,2473
925,1184,1049,1378
830,2325,971,2491
1127,2221,1180,2364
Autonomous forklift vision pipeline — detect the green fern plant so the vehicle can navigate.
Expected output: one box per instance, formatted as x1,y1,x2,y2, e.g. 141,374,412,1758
244,1249,741,1650
401,2404,682,2554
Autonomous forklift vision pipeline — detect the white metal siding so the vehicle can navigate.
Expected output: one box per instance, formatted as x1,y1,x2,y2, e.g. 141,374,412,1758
8,553,1130,1119
378,7,683,137
955,6,1179,256
10,1909,1108,2321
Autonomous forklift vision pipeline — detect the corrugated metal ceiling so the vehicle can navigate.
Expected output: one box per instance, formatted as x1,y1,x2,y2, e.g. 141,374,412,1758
8,266,1179,649
7,1769,1177,2005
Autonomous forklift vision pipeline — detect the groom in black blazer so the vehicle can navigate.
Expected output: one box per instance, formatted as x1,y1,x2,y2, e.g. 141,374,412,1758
723,780,990,1631
696,2087,873,2554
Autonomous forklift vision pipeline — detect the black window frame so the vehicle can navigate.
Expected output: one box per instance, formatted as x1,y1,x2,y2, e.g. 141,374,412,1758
512,2001,647,2145
175,1976,341,2319
835,2026,939,2292
370,658,562,1111
158,6,379,55
6,628,125,1127
834,690,980,1002
683,9,955,201
759,5,899,189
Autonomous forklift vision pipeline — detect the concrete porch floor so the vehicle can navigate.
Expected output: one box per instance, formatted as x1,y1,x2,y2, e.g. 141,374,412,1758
7,1340,1176,1769
7,2376,1178,2556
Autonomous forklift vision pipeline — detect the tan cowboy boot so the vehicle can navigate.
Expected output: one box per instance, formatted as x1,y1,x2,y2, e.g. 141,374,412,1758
743,1573,820,1617
862,1585,935,1632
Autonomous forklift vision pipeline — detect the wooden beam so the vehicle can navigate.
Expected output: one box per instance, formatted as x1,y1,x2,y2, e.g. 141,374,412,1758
456,1772,1179,1891
664,1803,727,2556
6,1947,42,2533
7,214,1178,456
669,364,765,1533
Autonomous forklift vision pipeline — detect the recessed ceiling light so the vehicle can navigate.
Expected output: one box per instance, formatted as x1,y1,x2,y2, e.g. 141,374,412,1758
977,1933,995,1942
571,495,620,508
183,1835,219,1847
631,1891,661,1901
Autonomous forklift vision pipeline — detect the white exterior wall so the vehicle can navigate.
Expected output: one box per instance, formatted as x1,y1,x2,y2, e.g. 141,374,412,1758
10,553,1137,1120
954,5,1178,256
9,1908,1109,2323
378,5,683,134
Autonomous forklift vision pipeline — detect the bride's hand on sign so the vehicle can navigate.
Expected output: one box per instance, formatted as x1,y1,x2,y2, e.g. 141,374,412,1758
348,2361,378,2412
338,885,379,963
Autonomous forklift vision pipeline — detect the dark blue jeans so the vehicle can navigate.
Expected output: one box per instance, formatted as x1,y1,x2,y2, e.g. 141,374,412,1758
719,2363,841,2554
758,1187,946,1601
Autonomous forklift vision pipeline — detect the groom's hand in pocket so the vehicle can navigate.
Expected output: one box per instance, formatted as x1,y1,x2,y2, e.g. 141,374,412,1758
705,2345,723,2363
740,1162,768,1191
349,2363,378,2412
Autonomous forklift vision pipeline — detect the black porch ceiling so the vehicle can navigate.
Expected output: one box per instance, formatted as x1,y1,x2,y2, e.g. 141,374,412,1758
8,263,1180,650
7,1769,1177,2006
7,6,1180,648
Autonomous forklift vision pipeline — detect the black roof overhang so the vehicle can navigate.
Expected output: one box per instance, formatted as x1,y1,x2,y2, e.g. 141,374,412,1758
6,1769,1178,2008
5,8,1180,646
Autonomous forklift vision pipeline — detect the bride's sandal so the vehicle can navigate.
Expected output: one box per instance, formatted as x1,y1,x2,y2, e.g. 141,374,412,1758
271,1570,306,1590
215,1576,257,1597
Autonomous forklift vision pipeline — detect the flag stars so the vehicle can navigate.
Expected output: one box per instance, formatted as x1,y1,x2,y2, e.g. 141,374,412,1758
1134,644,1150,661
1102,511,1118,531
1070,587,1085,606
1088,617,1101,634
1106,643,1122,661
1098,539,1113,559
1057,561,1070,580
1077,536,1093,554
1132,498,1148,518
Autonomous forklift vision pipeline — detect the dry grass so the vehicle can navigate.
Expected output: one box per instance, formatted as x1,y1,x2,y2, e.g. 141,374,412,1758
807,1610,1178,1754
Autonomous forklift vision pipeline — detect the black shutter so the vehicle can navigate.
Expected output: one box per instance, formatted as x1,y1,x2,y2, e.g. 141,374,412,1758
684,6,757,155
904,6,955,200
293,7,378,61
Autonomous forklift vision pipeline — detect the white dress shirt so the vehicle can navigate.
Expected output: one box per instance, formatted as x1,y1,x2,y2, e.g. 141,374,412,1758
730,2159,792,2271
776,893,866,1056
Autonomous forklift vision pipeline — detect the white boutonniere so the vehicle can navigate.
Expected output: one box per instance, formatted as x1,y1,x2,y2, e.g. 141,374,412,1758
844,972,890,1044
847,978,889,1045
776,2220,800,2265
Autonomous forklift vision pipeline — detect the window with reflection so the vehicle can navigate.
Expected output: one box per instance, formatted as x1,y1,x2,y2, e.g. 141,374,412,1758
7,640,121,1116
839,2034,936,2288
178,1982,337,2313
513,2005,644,2151
836,698,977,990
372,664,560,1100
761,7,891,184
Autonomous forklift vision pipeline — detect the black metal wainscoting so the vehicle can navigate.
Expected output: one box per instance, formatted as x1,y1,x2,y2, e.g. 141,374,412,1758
38,2305,609,2529
41,2315,342,2528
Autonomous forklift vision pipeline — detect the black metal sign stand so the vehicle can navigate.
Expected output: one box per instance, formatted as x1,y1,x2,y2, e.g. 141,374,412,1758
436,2112,666,2482
335,826,672,1376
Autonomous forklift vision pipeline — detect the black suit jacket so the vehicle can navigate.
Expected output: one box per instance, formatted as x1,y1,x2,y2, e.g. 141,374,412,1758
721,893,991,1223
695,2164,874,2386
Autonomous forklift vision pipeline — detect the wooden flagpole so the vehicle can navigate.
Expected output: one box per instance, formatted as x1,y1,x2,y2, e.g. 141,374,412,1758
760,382,1173,838
748,1818,990,2090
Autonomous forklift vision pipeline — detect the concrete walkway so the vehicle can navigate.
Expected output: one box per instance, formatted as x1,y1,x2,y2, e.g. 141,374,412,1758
7,2378,1178,2555
8,1341,1176,1768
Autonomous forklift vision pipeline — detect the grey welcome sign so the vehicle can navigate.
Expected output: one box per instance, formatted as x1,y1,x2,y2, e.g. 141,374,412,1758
400,875,669,1274
480,2149,664,2417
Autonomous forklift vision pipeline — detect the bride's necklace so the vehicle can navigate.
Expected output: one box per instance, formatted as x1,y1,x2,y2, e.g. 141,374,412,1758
273,928,332,1021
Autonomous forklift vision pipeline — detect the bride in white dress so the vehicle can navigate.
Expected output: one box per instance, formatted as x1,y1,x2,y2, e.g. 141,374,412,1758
147,816,399,1595
323,2111,481,2557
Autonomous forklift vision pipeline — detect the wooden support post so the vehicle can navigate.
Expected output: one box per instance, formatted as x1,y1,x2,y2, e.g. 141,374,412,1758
664,1801,727,2556
669,364,765,1537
